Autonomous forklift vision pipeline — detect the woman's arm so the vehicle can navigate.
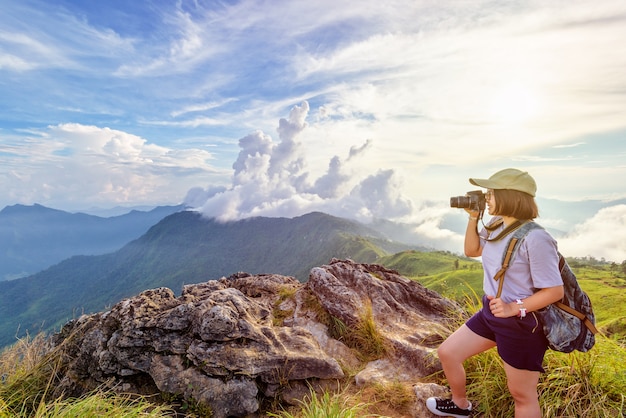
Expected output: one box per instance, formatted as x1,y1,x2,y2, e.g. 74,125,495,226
464,211,482,257
513,285,564,314
490,285,564,318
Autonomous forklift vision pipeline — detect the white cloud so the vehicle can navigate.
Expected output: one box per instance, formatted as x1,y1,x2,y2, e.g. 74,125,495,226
0,124,219,209
188,101,414,223
558,205,626,262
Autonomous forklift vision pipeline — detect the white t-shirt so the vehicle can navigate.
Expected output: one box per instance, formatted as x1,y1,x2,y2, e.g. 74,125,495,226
479,219,563,303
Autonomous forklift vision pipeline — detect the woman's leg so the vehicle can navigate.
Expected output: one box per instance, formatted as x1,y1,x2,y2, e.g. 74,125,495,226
502,361,541,418
437,324,496,408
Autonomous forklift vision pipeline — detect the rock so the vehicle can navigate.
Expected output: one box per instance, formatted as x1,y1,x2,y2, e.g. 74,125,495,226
50,260,460,417
413,382,450,417
308,258,459,381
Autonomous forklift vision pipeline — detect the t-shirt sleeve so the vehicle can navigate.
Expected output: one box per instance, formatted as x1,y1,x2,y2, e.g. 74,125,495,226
518,229,563,289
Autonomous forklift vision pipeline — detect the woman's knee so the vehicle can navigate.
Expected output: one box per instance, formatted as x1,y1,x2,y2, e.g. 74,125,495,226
503,362,540,403
507,380,539,403
437,340,458,364
437,326,494,364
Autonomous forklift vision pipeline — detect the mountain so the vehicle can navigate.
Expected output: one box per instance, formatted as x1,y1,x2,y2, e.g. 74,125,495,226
0,203,184,281
0,211,419,348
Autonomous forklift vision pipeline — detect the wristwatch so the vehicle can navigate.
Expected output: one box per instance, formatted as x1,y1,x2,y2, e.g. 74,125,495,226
516,299,527,318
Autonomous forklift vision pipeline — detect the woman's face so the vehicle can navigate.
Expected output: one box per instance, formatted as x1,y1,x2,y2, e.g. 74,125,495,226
485,189,496,215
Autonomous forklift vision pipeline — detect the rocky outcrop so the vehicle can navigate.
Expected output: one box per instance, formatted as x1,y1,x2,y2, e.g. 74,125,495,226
50,259,460,417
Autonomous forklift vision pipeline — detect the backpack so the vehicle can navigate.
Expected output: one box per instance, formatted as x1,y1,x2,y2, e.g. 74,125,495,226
493,220,598,353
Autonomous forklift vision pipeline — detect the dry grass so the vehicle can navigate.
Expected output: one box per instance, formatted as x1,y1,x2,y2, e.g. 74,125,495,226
339,301,389,362
0,334,173,418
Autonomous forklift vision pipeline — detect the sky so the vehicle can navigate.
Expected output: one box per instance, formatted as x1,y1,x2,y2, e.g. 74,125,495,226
1,0,626,262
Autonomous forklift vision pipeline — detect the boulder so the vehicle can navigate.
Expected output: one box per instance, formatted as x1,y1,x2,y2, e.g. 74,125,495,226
50,259,460,417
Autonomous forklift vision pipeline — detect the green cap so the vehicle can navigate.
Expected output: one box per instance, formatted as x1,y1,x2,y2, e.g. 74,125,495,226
469,168,537,197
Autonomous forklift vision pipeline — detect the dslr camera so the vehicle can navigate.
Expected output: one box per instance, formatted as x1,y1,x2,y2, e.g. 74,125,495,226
450,190,486,212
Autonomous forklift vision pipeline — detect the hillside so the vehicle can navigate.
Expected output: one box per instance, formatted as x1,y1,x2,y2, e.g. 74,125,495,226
0,203,183,281
379,250,484,300
383,250,626,336
0,211,415,348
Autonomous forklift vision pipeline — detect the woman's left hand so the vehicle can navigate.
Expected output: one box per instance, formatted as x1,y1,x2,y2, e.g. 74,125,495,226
486,295,516,318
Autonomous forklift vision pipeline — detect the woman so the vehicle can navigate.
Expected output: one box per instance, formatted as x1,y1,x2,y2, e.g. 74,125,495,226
426,168,564,418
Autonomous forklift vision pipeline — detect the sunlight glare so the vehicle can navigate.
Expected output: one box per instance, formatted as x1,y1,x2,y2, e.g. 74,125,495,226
489,84,540,125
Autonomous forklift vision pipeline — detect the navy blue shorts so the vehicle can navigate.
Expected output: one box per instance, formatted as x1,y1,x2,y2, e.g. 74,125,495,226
466,295,548,372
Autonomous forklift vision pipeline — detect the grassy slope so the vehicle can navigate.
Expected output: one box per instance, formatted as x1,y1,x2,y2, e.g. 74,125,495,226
379,250,484,301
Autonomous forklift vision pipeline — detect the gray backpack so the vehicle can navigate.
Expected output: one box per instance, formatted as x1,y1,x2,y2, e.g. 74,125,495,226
493,221,598,353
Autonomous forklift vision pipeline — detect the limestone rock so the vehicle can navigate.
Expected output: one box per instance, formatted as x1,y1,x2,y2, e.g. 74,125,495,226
50,260,460,417
309,258,459,381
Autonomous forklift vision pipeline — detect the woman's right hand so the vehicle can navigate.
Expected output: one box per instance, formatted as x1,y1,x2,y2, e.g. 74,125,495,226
465,208,480,219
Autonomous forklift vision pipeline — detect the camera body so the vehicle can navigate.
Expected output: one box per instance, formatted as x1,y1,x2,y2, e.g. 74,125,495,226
450,190,486,212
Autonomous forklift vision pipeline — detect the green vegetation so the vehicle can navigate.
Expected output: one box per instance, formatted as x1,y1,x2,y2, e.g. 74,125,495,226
335,234,387,263
380,250,484,301
378,250,477,277
268,388,374,418
1,250,625,417
333,301,389,362
0,334,174,418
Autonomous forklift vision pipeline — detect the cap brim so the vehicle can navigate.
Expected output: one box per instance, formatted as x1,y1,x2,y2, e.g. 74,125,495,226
469,178,495,189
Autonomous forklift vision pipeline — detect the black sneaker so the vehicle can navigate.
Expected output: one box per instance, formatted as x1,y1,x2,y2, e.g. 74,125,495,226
426,397,472,417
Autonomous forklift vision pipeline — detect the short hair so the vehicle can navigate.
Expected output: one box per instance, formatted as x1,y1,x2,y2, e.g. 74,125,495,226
492,189,539,219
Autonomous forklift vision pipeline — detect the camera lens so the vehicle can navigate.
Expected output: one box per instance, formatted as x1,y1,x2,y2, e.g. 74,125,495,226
450,196,470,208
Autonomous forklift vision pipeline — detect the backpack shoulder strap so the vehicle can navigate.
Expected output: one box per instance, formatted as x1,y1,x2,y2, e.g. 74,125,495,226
494,221,543,298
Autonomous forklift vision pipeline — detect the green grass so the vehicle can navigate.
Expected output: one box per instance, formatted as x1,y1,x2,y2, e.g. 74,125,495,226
378,250,479,277
268,388,375,418
0,334,173,418
572,267,626,335
414,270,484,301
28,392,174,418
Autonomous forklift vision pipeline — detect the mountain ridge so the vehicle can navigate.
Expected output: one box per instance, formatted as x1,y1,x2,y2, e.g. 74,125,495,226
0,210,422,348
0,203,184,281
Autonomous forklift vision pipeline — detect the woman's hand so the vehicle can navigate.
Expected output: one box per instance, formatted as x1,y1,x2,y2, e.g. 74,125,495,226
487,295,517,318
464,208,480,218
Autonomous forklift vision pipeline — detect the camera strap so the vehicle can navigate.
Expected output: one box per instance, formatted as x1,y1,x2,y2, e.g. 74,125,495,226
484,219,528,242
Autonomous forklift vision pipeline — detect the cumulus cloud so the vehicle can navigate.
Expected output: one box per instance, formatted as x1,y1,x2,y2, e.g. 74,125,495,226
0,124,218,209
186,101,414,223
558,204,626,262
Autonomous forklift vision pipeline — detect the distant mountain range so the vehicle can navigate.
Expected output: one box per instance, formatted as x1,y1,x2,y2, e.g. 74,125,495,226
3,193,622,349
0,203,184,281
0,210,424,348
3,195,622,283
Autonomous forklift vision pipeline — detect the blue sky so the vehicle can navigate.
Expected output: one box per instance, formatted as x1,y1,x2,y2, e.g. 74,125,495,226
1,0,626,261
